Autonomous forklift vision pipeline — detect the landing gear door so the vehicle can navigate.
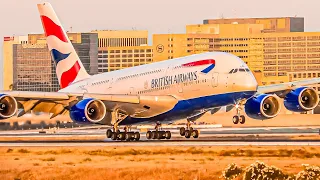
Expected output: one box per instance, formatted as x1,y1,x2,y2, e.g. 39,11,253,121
107,78,113,93
129,87,135,95
211,73,218,87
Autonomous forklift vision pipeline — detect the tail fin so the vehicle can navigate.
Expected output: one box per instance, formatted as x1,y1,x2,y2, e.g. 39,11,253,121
37,2,90,89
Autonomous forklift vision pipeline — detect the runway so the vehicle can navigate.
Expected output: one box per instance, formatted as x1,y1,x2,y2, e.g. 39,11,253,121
0,125,319,136
0,126,319,147
1,140,320,147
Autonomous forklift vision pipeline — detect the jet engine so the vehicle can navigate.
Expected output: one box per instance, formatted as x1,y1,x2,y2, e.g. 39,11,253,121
70,98,110,124
244,94,281,120
0,94,18,119
284,87,319,112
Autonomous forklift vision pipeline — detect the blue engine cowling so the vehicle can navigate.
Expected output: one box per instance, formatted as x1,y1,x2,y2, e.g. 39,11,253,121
70,98,107,124
0,94,18,119
284,87,319,112
245,94,281,120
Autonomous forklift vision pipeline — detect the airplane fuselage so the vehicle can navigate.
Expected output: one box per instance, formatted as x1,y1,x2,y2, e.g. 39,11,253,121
60,52,258,124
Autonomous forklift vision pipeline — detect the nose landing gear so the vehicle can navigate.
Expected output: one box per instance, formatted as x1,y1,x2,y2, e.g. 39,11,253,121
232,103,246,124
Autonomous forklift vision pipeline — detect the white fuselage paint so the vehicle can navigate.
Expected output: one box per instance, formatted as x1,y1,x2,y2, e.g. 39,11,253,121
60,52,258,123
60,52,257,97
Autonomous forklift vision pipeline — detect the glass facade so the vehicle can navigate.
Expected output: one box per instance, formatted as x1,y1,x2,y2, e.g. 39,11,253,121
98,47,153,73
12,33,98,92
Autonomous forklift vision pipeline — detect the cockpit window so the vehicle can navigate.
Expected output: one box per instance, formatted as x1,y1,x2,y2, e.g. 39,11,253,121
229,69,234,74
233,69,238,73
239,68,246,72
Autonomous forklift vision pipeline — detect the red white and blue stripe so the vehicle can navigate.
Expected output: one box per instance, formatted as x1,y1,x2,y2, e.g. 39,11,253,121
182,59,216,73
38,3,90,89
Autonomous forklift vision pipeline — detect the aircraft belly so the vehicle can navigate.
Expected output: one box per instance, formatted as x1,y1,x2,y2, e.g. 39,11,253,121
119,90,256,125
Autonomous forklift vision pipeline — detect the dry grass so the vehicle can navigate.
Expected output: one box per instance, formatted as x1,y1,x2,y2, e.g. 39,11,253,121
0,146,320,180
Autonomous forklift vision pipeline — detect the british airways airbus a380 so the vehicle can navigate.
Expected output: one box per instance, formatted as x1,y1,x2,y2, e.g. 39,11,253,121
0,2,319,141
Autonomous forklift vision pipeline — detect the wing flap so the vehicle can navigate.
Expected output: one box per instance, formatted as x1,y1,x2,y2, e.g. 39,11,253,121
0,90,178,119
0,91,70,100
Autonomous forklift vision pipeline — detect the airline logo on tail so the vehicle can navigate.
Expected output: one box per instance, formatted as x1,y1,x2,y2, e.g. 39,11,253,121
182,59,216,73
38,2,90,89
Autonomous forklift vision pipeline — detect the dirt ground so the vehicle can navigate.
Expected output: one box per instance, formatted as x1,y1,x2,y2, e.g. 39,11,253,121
1,146,320,180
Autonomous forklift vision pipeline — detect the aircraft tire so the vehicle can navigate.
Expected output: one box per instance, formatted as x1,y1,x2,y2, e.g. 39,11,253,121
111,132,118,141
119,132,126,141
180,127,186,136
165,131,171,139
192,130,199,138
125,132,132,141
106,129,113,138
134,132,140,141
240,115,246,124
232,116,239,124
151,131,157,139
146,131,152,139
185,130,191,138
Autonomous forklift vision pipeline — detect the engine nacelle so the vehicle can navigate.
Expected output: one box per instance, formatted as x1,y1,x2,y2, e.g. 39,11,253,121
70,98,108,124
245,94,281,120
0,94,18,119
284,87,319,112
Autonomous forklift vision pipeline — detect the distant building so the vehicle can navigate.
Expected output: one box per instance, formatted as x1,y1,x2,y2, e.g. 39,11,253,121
152,20,320,92
93,30,152,72
3,33,98,92
3,36,28,90
203,17,304,33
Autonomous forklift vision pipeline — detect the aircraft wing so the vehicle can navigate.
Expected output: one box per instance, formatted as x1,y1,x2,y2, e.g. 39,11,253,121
257,78,320,97
0,91,179,119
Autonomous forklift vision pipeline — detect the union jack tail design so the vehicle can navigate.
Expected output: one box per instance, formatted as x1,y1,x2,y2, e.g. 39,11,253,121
37,2,90,89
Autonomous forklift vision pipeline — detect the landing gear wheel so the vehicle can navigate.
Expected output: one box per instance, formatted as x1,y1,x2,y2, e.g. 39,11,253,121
111,132,118,141
134,132,140,141
151,131,157,139
232,116,239,124
106,129,113,138
192,130,199,138
185,130,191,138
146,131,152,139
165,131,171,139
240,115,246,124
159,131,167,139
118,132,126,140
125,133,131,141
180,127,186,136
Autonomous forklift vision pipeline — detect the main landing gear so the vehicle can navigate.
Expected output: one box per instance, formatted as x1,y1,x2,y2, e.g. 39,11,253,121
232,104,246,124
106,125,140,141
179,121,199,139
106,109,140,141
146,122,171,140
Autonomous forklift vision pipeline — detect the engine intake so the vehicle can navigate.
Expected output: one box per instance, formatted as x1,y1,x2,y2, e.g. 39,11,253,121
70,98,107,124
0,94,18,119
284,87,319,112
245,94,281,120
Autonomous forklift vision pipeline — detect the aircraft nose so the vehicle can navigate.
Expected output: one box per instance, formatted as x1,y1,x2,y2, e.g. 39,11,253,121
245,74,258,92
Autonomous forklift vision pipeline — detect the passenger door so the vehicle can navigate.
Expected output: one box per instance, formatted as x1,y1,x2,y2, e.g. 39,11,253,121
129,87,135,95
211,72,219,87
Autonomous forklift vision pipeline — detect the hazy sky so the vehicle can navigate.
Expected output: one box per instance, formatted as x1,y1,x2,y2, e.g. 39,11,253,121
1,0,320,89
